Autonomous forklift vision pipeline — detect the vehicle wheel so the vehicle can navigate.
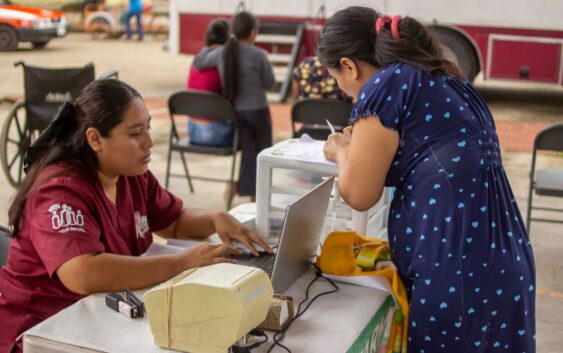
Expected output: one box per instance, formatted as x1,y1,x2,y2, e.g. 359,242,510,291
0,25,18,51
432,27,480,82
32,40,50,48
0,101,31,187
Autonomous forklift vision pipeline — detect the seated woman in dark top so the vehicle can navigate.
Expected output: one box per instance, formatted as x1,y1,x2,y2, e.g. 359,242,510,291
0,79,271,353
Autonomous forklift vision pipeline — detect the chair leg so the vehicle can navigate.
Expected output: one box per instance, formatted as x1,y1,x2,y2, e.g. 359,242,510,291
165,146,172,189
525,183,534,236
226,154,237,210
179,152,194,193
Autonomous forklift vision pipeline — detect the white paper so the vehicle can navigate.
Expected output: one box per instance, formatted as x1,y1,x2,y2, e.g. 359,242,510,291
281,134,337,166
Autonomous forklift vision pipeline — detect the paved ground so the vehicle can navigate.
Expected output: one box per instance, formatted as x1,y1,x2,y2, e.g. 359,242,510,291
1,33,563,351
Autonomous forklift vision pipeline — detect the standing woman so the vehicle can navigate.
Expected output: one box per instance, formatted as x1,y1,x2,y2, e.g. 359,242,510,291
320,6,535,352
194,12,275,202
0,79,271,353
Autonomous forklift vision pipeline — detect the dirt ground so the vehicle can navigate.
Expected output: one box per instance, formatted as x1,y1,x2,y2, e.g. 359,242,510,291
1,33,562,351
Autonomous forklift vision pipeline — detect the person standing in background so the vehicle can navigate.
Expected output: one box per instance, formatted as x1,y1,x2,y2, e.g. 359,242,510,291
194,11,275,203
125,0,144,41
186,19,234,147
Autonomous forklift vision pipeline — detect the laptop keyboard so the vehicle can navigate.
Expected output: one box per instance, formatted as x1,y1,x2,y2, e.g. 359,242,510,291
234,252,276,277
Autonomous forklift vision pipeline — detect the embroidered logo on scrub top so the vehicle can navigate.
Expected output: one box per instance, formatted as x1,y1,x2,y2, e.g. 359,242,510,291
48,203,85,233
134,211,149,239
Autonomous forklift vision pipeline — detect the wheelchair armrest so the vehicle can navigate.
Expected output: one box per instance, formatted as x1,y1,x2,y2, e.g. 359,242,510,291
0,225,10,237
96,70,119,80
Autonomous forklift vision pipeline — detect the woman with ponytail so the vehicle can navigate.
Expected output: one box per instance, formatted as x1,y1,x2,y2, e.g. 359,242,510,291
0,79,271,353
320,6,534,352
193,11,275,202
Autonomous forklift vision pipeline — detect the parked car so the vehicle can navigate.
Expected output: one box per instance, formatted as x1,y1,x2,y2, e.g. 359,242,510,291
0,0,68,51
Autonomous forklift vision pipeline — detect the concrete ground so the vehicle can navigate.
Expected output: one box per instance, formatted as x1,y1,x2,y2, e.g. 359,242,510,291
1,33,562,351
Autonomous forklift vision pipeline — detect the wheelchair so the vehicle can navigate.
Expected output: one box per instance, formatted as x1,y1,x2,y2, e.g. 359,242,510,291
0,61,118,187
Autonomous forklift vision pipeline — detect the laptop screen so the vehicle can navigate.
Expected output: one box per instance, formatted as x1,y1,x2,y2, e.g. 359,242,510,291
269,176,335,293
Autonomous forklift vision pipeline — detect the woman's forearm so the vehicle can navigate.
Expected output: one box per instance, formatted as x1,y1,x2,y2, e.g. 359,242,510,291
57,252,186,295
174,208,219,239
193,47,220,70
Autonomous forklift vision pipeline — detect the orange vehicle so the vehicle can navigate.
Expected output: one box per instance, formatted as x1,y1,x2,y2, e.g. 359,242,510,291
0,0,68,51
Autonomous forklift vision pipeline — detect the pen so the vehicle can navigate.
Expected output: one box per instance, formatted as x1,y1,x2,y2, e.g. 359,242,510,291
325,119,336,134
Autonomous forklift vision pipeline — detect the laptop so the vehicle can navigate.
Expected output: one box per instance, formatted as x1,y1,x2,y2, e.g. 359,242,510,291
236,175,335,293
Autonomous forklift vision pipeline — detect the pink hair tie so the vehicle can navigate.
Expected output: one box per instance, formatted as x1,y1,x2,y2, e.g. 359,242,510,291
390,15,401,40
375,15,391,34
375,15,401,40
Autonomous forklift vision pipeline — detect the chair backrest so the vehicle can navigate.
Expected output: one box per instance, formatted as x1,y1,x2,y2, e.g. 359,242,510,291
0,226,10,267
19,61,96,131
291,98,353,139
168,90,238,123
534,122,563,153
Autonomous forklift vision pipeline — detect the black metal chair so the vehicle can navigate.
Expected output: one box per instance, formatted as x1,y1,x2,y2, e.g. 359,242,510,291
291,98,353,140
0,225,10,267
525,122,563,234
0,61,118,187
165,90,239,210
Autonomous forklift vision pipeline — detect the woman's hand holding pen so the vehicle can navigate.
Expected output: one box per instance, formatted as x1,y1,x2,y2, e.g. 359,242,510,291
324,126,352,163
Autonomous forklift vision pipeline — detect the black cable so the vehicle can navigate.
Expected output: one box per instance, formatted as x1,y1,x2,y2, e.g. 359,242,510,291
231,329,269,353
265,266,339,353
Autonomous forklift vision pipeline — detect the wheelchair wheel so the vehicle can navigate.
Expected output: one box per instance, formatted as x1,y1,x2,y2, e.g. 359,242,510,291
0,101,32,187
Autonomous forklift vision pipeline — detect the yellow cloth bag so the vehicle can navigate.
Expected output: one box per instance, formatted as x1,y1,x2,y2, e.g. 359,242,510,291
316,231,408,353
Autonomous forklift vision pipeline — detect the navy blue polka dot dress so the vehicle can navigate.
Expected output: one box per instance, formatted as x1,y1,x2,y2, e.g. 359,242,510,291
351,63,535,352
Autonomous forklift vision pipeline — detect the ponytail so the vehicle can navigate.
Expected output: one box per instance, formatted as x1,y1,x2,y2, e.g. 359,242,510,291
374,15,462,77
222,11,257,104
318,6,462,78
8,102,90,238
222,36,239,104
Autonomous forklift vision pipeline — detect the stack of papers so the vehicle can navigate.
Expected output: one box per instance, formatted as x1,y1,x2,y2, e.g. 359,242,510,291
276,134,337,166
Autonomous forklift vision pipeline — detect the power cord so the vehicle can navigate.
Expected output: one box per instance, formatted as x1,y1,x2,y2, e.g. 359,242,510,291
265,264,339,353
231,329,269,353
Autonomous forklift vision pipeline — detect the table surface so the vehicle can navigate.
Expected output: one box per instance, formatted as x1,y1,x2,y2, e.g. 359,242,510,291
23,269,392,353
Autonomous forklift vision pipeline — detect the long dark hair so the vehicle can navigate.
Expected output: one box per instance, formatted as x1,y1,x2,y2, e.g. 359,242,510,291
8,79,142,238
317,6,462,78
222,11,258,103
206,18,229,46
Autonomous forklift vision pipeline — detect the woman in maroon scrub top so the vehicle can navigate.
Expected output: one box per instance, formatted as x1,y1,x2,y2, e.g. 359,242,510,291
0,79,272,353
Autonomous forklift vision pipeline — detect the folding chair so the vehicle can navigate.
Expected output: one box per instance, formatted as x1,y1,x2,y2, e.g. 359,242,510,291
165,90,239,210
525,122,563,234
0,61,118,187
291,98,353,140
